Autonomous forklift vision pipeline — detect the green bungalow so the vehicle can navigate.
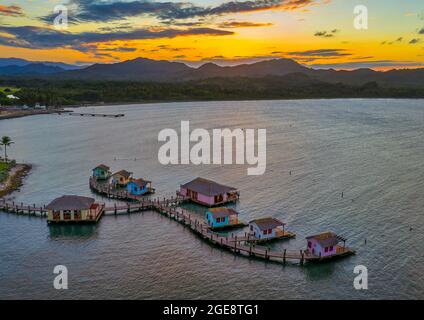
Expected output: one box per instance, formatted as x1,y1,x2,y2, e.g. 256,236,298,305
92,164,111,180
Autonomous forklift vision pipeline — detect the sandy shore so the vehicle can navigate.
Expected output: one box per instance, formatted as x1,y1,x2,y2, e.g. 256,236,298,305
0,163,32,198
0,109,64,121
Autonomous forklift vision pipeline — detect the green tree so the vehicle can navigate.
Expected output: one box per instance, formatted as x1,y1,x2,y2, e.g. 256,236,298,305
0,136,14,163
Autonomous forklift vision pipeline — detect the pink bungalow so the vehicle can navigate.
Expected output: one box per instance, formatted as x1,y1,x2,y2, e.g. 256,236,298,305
178,177,239,207
306,232,347,258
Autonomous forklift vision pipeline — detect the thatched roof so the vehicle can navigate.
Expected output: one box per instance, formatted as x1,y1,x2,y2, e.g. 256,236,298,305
46,195,95,211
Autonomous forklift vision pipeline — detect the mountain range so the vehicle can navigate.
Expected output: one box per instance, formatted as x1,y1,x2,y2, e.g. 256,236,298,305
1,57,424,88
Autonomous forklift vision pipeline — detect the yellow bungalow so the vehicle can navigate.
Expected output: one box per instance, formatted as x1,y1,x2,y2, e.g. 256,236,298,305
111,170,132,187
46,195,104,224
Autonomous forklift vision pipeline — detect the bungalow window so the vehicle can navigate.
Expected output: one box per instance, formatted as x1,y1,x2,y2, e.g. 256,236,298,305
325,247,329,253
74,210,82,220
216,217,221,223
63,210,71,220
263,229,268,235
53,211,60,220
268,229,272,234
329,246,334,251
308,241,312,248
250,225,253,231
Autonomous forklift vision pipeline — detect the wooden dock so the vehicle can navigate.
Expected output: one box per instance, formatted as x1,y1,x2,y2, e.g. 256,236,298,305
57,112,125,118
0,199,48,217
0,195,355,265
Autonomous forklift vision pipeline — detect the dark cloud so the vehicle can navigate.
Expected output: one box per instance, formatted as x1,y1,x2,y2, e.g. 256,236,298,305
383,37,403,45
217,21,273,28
286,49,351,57
40,0,316,23
409,38,421,44
0,25,233,50
419,27,424,34
0,5,23,16
310,60,424,70
314,29,339,38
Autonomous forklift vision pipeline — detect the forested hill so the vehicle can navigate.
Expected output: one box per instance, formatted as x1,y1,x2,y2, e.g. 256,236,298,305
1,74,424,107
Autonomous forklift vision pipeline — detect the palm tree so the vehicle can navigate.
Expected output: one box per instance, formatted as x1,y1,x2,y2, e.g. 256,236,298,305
1,136,14,163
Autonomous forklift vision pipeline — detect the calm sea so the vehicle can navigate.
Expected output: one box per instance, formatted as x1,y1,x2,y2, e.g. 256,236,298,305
1,99,423,299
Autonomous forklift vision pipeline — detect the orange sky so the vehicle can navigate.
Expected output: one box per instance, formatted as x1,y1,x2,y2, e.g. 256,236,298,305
0,0,423,69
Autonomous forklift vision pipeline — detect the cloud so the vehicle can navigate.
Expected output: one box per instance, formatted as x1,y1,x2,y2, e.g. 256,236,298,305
0,25,233,51
0,5,23,16
217,21,273,28
286,49,351,57
40,0,317,23
383,37,403,45
314,29,339,38
409,38,421,44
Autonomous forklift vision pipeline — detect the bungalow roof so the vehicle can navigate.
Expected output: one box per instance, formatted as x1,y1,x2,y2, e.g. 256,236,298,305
249,217,284,231
181,177,237,197
46,195,95,211
112,170,132,179
208,207,239,219
306,232,344,247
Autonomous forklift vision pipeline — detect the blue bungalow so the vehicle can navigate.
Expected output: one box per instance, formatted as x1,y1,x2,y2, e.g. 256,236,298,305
127,178,152,195
206,207,239,229
92,164,111,180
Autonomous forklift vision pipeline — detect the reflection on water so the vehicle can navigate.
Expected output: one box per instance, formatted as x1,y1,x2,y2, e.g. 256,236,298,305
48,224,98,239
1,99,424,299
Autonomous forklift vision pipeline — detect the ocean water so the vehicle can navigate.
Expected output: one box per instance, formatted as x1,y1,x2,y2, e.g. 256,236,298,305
0,99,423,299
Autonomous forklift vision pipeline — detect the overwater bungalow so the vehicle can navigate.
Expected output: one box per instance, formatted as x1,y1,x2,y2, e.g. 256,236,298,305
127,178,153,195
111,170,132,187
205,207,246,230
249,217,295,242
92,164,112,180
178,177,239,207
46,195,104,224
305,232,353,260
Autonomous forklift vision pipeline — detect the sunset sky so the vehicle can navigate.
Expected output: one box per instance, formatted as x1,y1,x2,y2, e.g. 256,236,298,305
0,0,423,69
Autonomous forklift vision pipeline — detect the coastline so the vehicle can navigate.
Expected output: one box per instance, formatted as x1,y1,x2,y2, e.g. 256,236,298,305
0,109,62,121
0,163,32,198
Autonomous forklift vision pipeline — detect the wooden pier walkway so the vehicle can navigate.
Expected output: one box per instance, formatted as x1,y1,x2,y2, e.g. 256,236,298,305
0,195,355,265
0,199,48,217
57,112,125,118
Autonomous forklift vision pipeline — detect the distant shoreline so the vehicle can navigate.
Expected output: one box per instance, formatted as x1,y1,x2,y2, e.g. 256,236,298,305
0,109,62,121
2,96,424,121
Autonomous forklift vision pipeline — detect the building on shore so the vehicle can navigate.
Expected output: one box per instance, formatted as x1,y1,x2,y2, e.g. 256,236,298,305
205,207,242,229
92,164,111,180
111,170,132,187
178,177,239,207
127,178,152,195
249,217,287,241
305,232,347,258
46,195,104,223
